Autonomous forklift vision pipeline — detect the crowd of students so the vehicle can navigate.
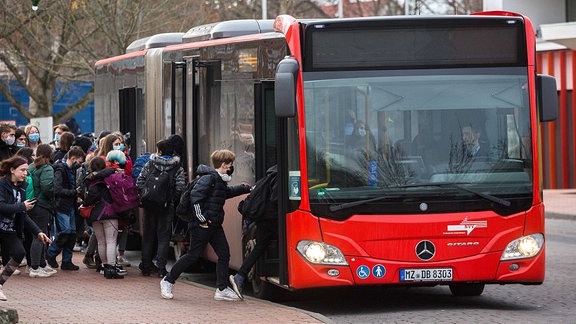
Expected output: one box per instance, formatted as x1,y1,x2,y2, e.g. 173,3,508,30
0,121,278,303
0,122,139,300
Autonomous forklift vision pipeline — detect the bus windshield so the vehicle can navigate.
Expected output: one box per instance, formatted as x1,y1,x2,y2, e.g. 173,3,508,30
304,67,533,218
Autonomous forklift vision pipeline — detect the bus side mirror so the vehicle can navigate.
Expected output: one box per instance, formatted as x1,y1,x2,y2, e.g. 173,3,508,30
537,74,558,122
275,57,299,118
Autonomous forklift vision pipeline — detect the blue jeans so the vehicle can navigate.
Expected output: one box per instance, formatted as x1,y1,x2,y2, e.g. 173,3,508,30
48,209,76,263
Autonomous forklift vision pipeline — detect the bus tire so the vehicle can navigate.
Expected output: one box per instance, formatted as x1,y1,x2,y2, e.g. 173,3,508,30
449,283,485,297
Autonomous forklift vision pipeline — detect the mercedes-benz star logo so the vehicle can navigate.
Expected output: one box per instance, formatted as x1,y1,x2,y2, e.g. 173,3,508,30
415,240,436,261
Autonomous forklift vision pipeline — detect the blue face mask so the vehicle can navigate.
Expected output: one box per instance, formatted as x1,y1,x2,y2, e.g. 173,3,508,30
54,134,61,142
16,143,25,148
344,123,354,136
28,133,40,143
113,144,125,151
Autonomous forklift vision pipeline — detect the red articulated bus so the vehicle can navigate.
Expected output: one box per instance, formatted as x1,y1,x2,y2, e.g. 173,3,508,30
95,11,558,299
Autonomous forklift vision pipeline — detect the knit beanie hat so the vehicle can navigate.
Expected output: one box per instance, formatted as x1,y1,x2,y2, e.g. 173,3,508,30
106,150,126,167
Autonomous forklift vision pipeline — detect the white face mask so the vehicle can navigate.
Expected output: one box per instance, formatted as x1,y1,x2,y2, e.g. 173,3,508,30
4,135,15,146
219,172,232,182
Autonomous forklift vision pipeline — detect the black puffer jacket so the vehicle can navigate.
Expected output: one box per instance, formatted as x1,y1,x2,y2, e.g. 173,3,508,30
83,168,117,223
0,139,15,161
190,164,250,227
261,165,278,221
53,161,78,214
0,178,42,235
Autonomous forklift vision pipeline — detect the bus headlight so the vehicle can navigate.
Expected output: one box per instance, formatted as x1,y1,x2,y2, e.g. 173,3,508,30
297,240,348,266
501,233,544,260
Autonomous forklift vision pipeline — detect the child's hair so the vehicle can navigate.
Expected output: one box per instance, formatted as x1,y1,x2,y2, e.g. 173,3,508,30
0,156,29,177
210,149,235,169
57,131,75,151
68,146,86,160
16,147,34,164
89,156,106,173
34,144,54,167
95,133,120,158
156,139,174,156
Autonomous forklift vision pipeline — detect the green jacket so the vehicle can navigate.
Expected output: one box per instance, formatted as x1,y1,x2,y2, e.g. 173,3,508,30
28,162,56,213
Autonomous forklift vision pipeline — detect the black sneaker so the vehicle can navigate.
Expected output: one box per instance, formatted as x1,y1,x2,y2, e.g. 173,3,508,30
61,262,80,271
46,254,59,269
138,262,151,276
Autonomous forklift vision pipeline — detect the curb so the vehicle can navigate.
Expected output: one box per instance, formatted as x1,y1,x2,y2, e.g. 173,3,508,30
545,212,575,221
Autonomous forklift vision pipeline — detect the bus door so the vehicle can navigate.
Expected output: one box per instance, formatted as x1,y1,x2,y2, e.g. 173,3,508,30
118,87,143,161
170,61,189,176
253,81,281,279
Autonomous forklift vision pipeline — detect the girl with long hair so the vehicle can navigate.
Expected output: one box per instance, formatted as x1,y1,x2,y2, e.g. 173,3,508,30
0,156,51,300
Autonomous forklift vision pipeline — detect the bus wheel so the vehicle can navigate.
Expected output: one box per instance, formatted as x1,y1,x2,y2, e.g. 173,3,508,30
251,274,286,301
449,283,485,297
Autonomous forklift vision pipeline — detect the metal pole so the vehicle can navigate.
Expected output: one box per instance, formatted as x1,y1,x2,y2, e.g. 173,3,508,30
262,0,267,19
338,0,343,18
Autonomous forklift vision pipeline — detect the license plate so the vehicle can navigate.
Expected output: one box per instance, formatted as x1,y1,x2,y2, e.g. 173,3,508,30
400,268,453,281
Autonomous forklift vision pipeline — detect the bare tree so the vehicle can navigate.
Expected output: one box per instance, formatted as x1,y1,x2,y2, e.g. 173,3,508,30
0,0,210,124
0,0,482,125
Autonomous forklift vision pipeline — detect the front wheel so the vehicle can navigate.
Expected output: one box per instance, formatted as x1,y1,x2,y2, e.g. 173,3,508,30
449,283,485,297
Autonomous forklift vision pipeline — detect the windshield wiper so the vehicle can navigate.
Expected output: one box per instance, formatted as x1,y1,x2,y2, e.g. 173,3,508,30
329,194,402,212
400,182,511,207
328,182,511,212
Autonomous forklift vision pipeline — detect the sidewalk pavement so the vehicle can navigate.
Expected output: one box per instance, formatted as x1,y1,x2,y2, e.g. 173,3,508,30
543,189,576,221
1,252,328,324
0,189,572,323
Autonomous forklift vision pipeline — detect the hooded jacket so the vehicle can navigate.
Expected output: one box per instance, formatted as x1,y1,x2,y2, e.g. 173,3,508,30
83,167,117,222
27,162,56,213
136,154,186,207
0,178,42,235
190,164,250,227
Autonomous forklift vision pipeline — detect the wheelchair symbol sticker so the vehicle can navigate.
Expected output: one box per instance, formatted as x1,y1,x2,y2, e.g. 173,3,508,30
357,265,370,279
372,264,386,278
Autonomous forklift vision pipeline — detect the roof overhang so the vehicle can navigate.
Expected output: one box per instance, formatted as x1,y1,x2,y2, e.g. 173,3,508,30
540,22,576,50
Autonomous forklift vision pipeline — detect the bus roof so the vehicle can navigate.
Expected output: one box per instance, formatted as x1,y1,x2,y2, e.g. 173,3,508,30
183,19,274,43
126,32,184,53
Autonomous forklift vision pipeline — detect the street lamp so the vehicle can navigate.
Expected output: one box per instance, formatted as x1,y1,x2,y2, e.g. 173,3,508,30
32,0,40,11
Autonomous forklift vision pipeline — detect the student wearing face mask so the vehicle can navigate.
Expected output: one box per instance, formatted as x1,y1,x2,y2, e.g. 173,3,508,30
14,128,28,151
111,131,133,177
0,123,17,162
50,124,70,149
159,149,250,301
24,125,42,158
46,146,86,271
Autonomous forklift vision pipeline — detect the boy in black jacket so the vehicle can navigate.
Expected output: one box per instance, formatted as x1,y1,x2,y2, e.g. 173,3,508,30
46,146,85,270
160,149,250,301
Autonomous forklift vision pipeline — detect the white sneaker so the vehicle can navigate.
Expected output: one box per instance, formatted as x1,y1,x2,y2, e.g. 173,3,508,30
160,277,174,299
12,269,20,276
19,258,27,267
0,284,6,301
29,267,53,278
42,265,57,275
214,287,241,301
73,244,82,252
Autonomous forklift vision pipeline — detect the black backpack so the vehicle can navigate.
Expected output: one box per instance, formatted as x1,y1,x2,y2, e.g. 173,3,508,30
140,167,177,208
176,174,215,222
237,171,275,221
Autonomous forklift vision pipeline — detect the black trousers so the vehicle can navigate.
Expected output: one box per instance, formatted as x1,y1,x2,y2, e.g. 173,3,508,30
238,219,278,278
166,225,230,290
